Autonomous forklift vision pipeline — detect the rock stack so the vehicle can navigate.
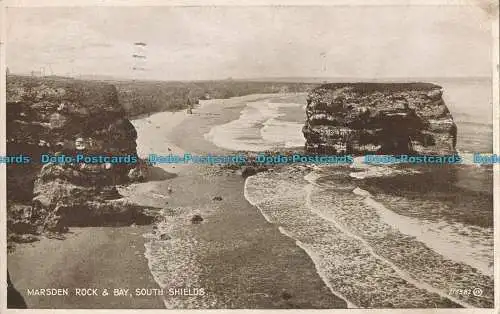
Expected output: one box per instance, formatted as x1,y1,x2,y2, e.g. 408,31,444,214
302,83,457,155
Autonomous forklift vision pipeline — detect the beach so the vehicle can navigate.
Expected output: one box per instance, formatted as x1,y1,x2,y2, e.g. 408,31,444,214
7,226,165,309
128,93,347,308
8,93,347,309
6,4,494,311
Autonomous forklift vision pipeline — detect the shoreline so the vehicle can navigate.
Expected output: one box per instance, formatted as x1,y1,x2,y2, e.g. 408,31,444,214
8,91,493,309
129,92,347,308
156,93,347,308
7,92,346,309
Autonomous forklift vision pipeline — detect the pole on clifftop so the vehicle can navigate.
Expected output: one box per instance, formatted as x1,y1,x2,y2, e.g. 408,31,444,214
132,42,147,80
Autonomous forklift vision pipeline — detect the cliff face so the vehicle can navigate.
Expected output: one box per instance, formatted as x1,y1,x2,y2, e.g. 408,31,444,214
7,76,152,236
302,83,457,155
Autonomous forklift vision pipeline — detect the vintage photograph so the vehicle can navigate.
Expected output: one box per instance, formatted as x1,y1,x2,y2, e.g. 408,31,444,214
4,2,498,310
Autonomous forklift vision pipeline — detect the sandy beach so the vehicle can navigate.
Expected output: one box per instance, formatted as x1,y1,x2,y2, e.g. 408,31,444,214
7,226,165,309
8,91,493,309
8,93,347,309
6,5,494,310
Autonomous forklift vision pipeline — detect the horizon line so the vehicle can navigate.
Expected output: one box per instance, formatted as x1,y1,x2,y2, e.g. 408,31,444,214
7,72,492,83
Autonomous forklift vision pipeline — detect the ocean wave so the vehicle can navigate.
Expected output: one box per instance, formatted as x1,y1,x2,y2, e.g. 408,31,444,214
244,167,493,308
204,100,305,151
354,188,493,276
261,117,306,148
143,206,218,309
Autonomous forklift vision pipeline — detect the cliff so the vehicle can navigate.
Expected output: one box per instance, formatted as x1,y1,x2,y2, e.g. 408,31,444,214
114,80,316,117
6,75,153,237
302,83,457,155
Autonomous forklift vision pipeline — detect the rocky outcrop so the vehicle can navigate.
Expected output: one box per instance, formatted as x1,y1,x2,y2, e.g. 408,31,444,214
28,164,155,233
6,75,151,237
302,83,457,155
7,271,27,309
7,76,138,196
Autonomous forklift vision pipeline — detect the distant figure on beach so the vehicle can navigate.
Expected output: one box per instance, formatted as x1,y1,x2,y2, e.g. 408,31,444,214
186,98,193,114
168,185,173,193
7,271,27,308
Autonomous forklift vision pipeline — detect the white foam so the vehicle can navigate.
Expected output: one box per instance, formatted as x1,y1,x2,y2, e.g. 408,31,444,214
257,168,493,305
349,156,423,179
142,206,219,309
245,174,358,307
245,171,474,308
302,183,473,308
244,177,273,224
204,100,305,151
278,227,356,309
354,188,493,276
349,153,483,180
261,118,306,148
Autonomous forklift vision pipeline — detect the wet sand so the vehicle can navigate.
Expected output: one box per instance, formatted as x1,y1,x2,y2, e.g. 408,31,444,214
158,93,347,308
7,226,164,309
128,93,347,307
149,167,346,308
8,93,347,309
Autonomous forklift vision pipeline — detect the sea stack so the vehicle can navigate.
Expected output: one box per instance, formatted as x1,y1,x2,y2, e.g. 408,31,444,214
302,83,457,155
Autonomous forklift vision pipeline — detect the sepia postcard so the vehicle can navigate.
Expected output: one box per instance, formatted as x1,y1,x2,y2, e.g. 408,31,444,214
1,0,499,312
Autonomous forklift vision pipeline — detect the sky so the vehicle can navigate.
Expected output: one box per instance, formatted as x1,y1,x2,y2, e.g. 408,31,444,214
5,5,494,80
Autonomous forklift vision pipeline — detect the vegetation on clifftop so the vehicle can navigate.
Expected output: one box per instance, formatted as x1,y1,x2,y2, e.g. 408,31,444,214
112,79,316,117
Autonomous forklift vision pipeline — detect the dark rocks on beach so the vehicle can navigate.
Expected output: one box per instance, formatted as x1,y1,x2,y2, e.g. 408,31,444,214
240,164,271,178
224,164,240,171
153,215,164,224
281,291,293,300
8,233,39,243
302,83,457,155
241,166,257,178
257,166,269,172
100,186,122,200
191,214,204,224
212,196,223,201
127,160,148,182
23,164,156,232
45,217,69,233
7,204,37,235
8,221,34,235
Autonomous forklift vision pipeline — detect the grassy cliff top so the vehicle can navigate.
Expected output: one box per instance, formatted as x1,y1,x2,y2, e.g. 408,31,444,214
6,75,119,106
313,82,442,94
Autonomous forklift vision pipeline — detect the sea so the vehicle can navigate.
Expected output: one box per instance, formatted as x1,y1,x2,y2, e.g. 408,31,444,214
204,78,494,308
